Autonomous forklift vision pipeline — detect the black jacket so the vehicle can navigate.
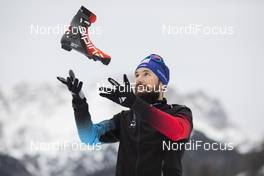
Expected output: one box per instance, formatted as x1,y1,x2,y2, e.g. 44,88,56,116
72,97,193,176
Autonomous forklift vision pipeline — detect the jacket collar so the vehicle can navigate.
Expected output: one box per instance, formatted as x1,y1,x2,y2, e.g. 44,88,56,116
152,98,168,109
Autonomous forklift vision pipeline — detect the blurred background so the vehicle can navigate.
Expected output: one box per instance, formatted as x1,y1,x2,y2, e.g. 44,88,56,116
0,0,264,175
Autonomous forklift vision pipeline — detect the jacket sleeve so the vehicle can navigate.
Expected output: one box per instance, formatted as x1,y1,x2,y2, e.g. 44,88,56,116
131,98,193,142
72,97,121,145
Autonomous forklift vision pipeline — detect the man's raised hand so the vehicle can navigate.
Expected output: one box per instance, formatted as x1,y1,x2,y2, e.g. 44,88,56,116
57,70,85,99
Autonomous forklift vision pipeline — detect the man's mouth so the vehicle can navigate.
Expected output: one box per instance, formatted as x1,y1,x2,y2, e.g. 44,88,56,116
135,84,152,93
136,84,145,90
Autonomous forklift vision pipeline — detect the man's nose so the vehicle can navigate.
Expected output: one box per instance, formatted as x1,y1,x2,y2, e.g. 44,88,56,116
135,77,144,86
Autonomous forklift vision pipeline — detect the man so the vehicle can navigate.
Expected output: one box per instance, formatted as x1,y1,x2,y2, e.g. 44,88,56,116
57,54,193,176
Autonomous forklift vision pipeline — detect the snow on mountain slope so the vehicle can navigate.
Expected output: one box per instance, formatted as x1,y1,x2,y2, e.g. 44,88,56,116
166,87,263,153
0,82,119,175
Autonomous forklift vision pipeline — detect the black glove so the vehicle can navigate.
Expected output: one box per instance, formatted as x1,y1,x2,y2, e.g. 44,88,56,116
99,74,137,108
57,70,85,100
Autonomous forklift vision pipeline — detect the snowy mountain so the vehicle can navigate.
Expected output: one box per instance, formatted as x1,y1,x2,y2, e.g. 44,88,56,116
0,82,119,176
165,87,264,153
0,82,263,176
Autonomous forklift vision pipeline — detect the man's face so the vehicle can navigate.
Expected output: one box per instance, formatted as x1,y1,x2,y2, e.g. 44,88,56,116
134,67,162,96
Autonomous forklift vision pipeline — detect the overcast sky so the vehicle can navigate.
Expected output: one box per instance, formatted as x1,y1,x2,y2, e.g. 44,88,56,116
0,0,264,138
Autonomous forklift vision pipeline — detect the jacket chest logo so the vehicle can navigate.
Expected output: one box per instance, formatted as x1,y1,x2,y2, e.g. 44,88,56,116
129,113,137,128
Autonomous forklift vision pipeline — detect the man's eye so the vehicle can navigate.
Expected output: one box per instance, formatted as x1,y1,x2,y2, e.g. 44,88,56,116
135,74,139,78
144,73,149,76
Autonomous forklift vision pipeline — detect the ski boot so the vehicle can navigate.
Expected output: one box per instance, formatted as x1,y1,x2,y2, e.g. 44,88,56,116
61,6,111,65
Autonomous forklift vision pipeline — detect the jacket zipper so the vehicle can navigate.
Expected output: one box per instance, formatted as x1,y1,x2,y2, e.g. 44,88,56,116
134,112,140,176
